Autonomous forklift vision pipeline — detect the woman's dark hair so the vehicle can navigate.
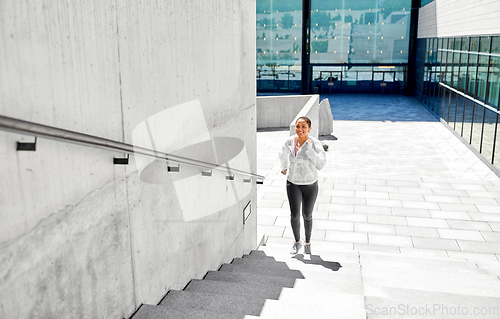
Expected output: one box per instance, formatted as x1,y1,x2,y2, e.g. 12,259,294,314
296,116,311,127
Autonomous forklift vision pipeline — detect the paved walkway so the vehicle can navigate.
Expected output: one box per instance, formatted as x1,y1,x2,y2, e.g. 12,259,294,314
253,94,500,318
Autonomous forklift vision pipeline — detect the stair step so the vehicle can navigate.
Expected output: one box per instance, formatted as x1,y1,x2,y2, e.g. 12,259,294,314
231,257,290,269
219,263,304,279
204,270,296,288
184,278,284,299
243,251,276,261
132,304,234,319
159,290,265,316
248,250,271,258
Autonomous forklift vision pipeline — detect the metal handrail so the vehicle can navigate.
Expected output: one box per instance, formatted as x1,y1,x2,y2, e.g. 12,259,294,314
0,115,265,181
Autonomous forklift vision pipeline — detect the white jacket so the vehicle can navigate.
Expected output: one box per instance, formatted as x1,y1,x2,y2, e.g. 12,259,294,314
278,135,326,185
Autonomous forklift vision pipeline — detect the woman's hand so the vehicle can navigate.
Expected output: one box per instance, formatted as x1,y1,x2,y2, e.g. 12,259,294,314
305,139,313,149
281,169,287,175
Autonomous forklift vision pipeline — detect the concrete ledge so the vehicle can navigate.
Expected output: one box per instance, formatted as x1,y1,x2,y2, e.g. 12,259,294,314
256,95,320,139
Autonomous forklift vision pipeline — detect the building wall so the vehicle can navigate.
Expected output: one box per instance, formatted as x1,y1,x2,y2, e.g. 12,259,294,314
418,0,500,38
0,1,257,318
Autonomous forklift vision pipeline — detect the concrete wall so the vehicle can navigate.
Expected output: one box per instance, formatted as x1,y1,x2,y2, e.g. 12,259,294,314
0,1,257,318
256,95,319,138
289,95,320,139
256,95,313,129
418,0,500,38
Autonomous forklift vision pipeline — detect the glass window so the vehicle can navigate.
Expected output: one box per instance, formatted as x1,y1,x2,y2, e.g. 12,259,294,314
471,104,485,152
257,0,302,92
467,53,479,97
461,37,470,51
482,108,497,163
477,55,490,102
470,37,480,52
458,52,468,92
492,36,500,54
487,57,500,109
480,36,491,53
451,49,460,88
445,39,454,85
310,0,411,64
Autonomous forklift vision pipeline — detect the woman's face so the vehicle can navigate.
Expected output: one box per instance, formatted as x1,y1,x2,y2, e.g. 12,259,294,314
295,119,311,137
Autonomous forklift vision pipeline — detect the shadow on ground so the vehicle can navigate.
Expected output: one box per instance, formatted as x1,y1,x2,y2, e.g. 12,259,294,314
292,254,342,272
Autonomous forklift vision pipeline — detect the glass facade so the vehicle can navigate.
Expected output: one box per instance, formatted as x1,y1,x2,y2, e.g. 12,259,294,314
256,0,303,92
256,0,412,93
417,35,500,169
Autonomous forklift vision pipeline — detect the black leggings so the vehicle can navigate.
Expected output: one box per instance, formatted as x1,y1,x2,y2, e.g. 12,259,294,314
286,180,318,243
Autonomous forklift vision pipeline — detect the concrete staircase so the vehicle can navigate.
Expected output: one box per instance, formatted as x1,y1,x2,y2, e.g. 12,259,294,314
132,242,500,318
131,250,304,319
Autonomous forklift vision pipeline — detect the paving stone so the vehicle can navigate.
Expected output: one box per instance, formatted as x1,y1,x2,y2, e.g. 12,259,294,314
429,210,472,220
438,202,479,212
398,186,434,195
468,212,500,222
399,247,449,258
446,251,500,263
367,214,408,226
354,205,393,215
389,193,426,202
465,191,500,199
321,189,355,197
355,191,390,199
418,182,454,190
476,205,500,214
457,240,500,254
402,200,441,210
395,225,440,238
437,228,485,241
412,237,461,251
325,230,368,244
446,219,493,231
313,219,354,231
391,207,431,217
354,243,402,253
368,233,413,247
432,188,469,197
317,203,355,213
355,222,396,235
330,196,367,205
407,216,449,228
459,197,499,205
366,198,403,208
329,212,367,222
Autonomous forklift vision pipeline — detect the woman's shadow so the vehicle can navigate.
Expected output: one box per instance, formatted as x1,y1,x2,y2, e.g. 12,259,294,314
292,254,342,271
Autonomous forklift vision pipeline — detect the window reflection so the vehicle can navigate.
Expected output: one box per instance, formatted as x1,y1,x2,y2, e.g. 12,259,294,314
257,0,302,92
310,0,411,64
487,57,500,108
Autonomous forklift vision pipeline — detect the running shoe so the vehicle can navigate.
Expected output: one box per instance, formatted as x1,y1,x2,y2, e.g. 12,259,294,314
304,243,311,254
290,241,302,254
